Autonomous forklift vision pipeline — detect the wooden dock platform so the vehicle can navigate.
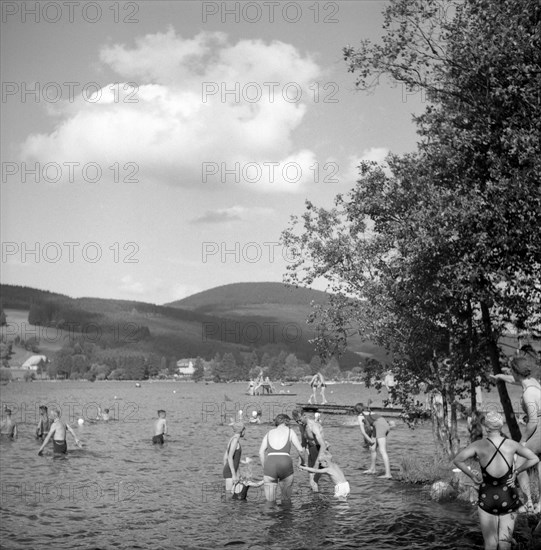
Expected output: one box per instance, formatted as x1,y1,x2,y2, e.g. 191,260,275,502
298,403,404,418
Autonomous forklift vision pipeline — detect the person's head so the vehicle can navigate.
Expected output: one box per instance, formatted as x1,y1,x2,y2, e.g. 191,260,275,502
4,407,12,416
158,410,166,418
291,408,306,424
231,422,246,437
483,411,504,432
354,403,367,415
104,409,109,414
510,356,532,379
319,451,333,468
50,408,60,419
39,405,48,415
274,413,291,426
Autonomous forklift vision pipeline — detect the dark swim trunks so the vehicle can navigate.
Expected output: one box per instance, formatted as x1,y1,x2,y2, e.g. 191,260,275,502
53,439,67,454
152,434,165,445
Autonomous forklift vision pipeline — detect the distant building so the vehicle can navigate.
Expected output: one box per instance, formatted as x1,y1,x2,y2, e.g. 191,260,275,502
21,355,49,371
176,358,196,376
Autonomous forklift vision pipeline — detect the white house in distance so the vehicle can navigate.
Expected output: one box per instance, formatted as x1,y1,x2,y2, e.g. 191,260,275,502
21,355,49,371
176,358,196,377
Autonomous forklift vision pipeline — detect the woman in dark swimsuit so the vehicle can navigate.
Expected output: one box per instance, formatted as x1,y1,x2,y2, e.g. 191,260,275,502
259,414,304,503
453,411,539,550
223,422,245,493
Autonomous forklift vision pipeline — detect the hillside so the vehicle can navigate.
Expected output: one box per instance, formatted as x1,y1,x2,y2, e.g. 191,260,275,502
0,284,383,368
169,282,329,311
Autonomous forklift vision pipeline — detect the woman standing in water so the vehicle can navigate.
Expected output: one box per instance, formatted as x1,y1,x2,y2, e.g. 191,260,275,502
223,422,245,493
490,356,541,513
453,411,539,550
259,414,304,503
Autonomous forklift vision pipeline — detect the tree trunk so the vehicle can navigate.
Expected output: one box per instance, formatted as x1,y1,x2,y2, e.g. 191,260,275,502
480,301,521,440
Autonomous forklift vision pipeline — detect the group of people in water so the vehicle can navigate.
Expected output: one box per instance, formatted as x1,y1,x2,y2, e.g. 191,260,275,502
222,401,393,504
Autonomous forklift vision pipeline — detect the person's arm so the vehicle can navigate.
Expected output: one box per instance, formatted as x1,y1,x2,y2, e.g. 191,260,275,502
489,373,519,385
514,443,539,473
66,424,81,447
520,387,540,443
357,416,374,445
36,418,42,436
163,419,167,435
300,464,330,475
38,424,56,455
312,424,326,462
259,434,268,468
290,430,306,465
452,443,482,484
227,434,240,480
12,424,18,438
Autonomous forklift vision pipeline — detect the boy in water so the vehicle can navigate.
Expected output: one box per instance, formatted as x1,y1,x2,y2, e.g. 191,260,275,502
153,410,167,444
36,405,51,439
37,408,81,456
300,453,350,500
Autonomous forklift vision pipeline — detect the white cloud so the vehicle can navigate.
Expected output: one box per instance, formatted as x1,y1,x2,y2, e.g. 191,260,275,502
118,274,146,295
191,205,274,224
19,28,322,192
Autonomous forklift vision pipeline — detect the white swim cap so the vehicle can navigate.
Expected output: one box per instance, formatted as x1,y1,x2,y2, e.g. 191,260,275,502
78,418,84,425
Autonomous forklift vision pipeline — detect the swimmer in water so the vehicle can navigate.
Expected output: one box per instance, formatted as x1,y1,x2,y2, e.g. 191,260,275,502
36,405,51,440
152,410,167,445
96,406,110,421
0,408,18,439
38,408,81,456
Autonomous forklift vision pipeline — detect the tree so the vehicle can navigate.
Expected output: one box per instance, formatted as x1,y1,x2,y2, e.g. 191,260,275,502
192,357,205,382
282,0,540,455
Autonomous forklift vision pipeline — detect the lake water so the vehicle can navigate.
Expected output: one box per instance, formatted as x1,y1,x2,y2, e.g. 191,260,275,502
0,380,537,549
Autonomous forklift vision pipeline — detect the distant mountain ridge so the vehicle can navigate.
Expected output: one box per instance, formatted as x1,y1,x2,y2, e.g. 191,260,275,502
168,282,329,310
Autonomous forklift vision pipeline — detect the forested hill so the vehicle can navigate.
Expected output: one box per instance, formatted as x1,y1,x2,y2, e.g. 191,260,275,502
168,281,329,311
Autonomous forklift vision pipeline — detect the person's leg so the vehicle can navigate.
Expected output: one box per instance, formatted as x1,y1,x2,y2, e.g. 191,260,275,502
263,476,278,502
320,387,327,404
496,512,517,550
478,508,499,550
515,455,535,511
279,474,294,503
376,437,392,478
225,478,233,492
309,387,317,404
363,443,377,474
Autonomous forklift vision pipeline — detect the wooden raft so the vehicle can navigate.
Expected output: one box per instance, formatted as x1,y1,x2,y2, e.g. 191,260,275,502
297,403,404,418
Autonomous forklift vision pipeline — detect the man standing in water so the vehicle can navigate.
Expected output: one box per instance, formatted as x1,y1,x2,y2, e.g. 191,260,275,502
37,408,81,456
36,405,51,439
153,410,167,444
292,408,327,491
0,407,18,439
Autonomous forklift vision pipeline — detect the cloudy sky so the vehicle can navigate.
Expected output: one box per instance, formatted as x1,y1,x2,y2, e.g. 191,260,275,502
1,1,424,304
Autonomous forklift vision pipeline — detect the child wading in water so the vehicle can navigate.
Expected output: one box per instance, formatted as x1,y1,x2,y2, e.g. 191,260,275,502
300,453,350,500
231,458,264,500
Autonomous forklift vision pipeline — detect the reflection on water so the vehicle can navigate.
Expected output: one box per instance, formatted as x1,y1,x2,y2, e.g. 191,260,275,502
0,381,536,549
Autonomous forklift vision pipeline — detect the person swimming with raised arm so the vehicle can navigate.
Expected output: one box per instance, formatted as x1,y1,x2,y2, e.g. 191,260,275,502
152,410,167,445
38,408,81,456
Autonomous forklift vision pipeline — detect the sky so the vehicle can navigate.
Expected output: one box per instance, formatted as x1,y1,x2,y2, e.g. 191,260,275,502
1,0,425,305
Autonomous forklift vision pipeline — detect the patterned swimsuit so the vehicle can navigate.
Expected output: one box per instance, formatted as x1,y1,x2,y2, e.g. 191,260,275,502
478,438,521,516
